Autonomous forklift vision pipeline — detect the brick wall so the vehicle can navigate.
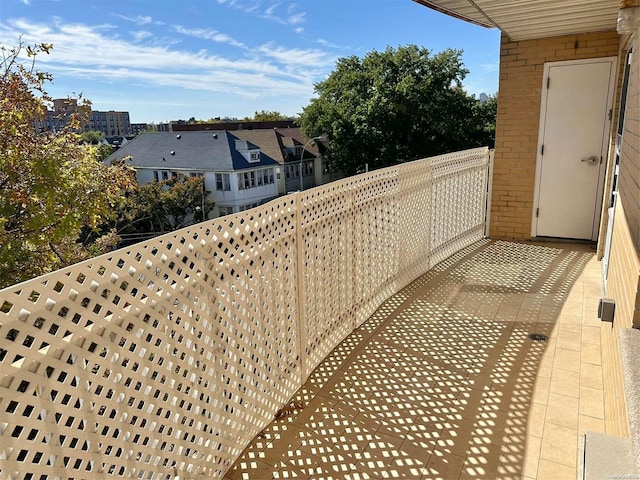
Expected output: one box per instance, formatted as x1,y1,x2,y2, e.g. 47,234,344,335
602,200,638,436
491,31,620,239
602,30,640,437
618,37,640,253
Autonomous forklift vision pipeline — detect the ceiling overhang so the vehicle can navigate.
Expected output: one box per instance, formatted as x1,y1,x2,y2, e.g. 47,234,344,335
413,0,620,41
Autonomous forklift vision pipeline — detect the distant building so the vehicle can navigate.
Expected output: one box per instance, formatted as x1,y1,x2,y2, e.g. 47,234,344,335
172,125,340,194
130,123,149,136
232,128,340,193
88,110,131,136
104,131,280,218
172,120,297,132
140,122,172,133
36,98,131,136
104,136,129,150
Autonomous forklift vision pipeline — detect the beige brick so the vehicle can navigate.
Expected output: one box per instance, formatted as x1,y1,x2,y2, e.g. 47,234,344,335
493,30,620,240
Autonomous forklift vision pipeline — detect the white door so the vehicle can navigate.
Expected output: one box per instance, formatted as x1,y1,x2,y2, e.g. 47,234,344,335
533,58,616,240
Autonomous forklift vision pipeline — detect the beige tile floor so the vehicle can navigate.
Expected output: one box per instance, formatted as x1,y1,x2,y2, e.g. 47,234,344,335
225,239,606,479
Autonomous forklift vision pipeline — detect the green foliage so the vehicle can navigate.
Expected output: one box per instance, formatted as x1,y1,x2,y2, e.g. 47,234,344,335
80,130,104,144
92,174,215,246
298,45,497,175
0,41,134,288
185,117,222,124
80,130,113,161
244,110,289,122
94,142,115,161
472,94,497,148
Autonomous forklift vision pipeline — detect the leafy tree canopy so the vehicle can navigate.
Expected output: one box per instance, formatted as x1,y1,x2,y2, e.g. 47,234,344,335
90,173,215,246
0,41,134,288
80,130,113,160
298,45,497,175
80,130,104,144
244,110,289,122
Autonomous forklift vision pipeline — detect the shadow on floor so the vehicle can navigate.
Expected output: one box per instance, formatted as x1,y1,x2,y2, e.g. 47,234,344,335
225,239,595,479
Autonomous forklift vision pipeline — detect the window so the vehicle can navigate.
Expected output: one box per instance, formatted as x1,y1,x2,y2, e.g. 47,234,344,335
218,206,233,216
285,164,299,179
239,202,259,212
215,173,230,191
237,169,273,190
302,161,313,176
153,171,159,182
161,171,169,180
249,151,260,163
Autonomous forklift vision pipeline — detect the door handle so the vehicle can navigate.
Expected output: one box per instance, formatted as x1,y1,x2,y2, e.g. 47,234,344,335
581,155,599,164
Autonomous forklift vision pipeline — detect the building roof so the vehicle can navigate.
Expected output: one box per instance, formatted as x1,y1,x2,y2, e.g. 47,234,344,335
104,131,279,172
171,120,297,131
230,128,322,164
413,0,619,41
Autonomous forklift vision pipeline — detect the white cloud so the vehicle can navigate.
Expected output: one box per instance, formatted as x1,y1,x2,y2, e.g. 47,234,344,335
316,38,349,50
172,25,245,48
132,30,152,42
257,41,332,68
20,0,31,5
217,0,308,27
264,3,280,16
112,14,162,26
287,5,306,26
0,18,322,99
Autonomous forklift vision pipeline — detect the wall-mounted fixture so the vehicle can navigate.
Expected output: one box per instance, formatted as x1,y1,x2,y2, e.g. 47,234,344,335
618,5,640,34
598,298,616,323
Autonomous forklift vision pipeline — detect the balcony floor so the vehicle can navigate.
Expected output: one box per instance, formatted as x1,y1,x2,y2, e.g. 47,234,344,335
226,239,605,479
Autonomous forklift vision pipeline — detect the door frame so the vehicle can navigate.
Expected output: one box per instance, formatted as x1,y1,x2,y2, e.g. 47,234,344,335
531,56,617,240
603,49,632,290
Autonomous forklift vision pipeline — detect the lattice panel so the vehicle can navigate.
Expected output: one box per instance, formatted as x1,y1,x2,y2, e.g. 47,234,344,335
0,198,301,480
0,148,489,480
430,147,490,267
397,158,435,291
350,169,402,326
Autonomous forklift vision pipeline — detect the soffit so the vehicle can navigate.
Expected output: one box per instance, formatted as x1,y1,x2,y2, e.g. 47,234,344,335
413,0,619,41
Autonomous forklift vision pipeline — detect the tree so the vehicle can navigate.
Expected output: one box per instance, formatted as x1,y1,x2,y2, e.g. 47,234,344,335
88,173,215,247
80,130,104,144
0,41,134,288
80,130,113,161
298,45,497,175
244,110,289,122
471,94,497,149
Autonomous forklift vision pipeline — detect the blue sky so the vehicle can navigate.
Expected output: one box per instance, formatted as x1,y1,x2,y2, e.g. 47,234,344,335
0,0,501,123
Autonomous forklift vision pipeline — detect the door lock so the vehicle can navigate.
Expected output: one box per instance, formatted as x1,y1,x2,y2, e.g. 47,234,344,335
581,155,599,164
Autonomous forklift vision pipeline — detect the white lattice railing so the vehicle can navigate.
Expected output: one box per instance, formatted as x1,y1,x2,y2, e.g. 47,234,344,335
0,147,490,480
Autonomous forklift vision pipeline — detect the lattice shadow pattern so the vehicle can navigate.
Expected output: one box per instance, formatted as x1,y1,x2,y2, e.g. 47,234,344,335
0,148,489,479
227,240,594,479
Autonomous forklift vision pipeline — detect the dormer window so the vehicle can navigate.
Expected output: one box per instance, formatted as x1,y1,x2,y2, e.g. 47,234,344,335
249,151,260,163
